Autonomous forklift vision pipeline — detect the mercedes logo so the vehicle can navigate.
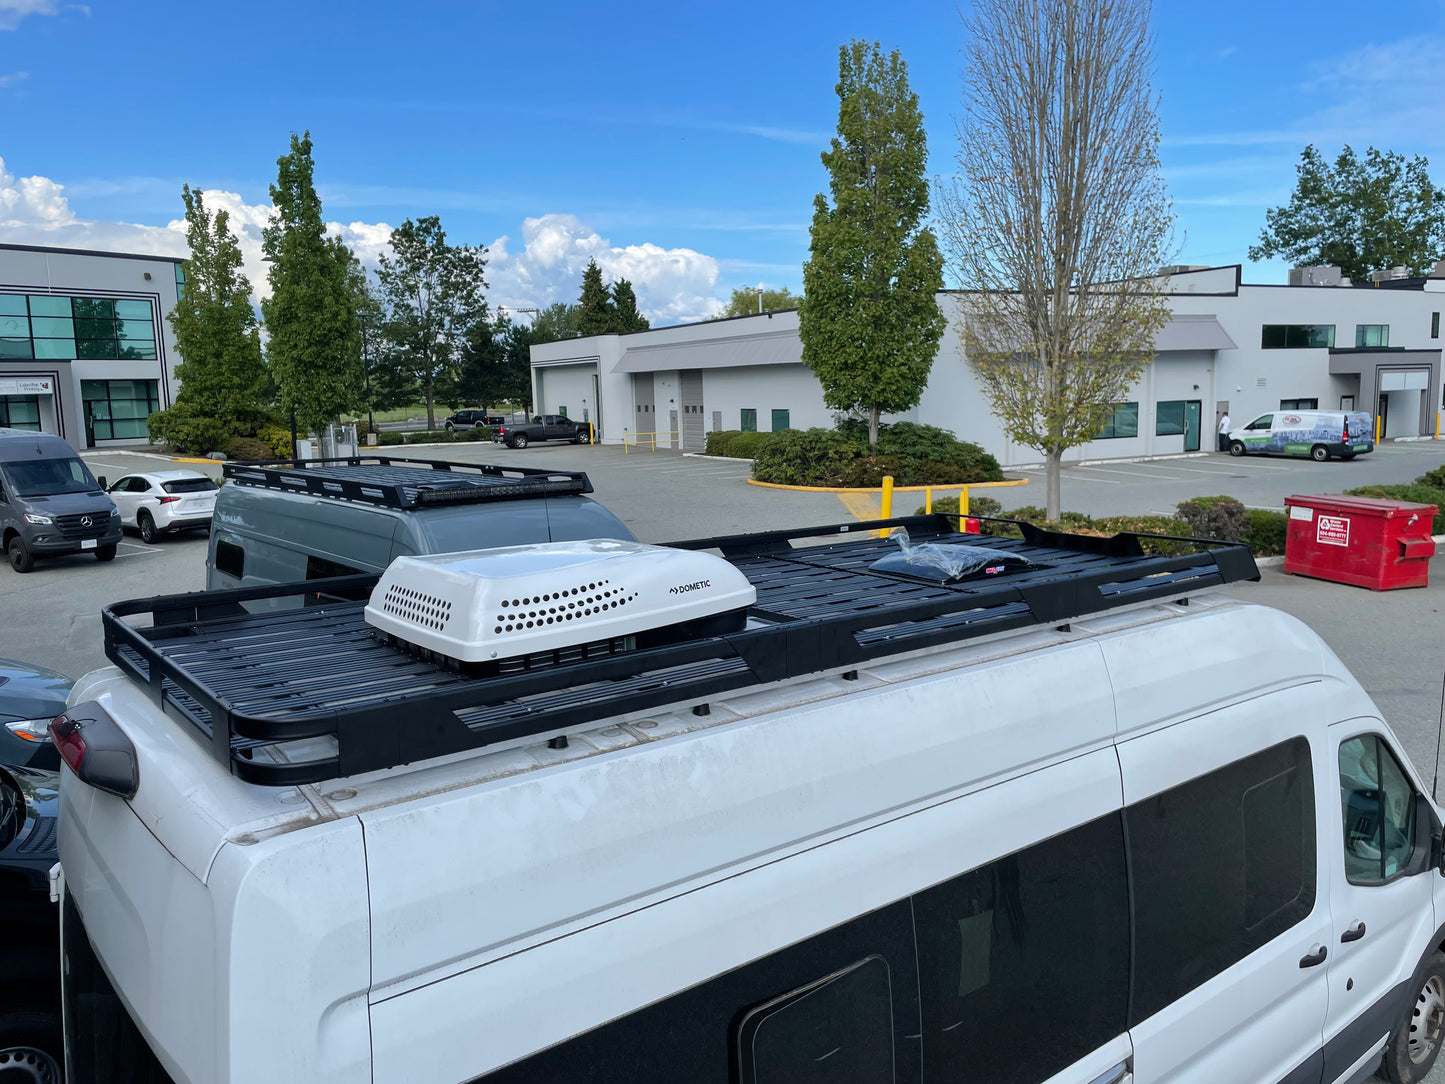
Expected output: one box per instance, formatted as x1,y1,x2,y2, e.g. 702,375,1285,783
80,516,92,527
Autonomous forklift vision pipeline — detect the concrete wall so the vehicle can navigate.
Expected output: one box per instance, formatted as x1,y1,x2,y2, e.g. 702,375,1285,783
702,364,833,433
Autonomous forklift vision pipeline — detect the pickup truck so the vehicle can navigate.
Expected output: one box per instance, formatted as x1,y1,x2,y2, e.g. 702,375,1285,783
493,414,592,448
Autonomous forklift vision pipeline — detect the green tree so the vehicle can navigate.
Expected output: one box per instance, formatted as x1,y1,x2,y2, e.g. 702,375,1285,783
800,40,945,450
374,215,489,429
261,131,364,435
576,259,616,335
165,185,266,423
530,301,581,343
714,285,801,318
611,278,650,332
1249,145,1445,280
457,315,535,409
938,0,1174,519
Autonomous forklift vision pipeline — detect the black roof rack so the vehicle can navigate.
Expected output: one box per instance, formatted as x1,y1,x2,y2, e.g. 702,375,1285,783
221,456,593,509
101,515,1259,786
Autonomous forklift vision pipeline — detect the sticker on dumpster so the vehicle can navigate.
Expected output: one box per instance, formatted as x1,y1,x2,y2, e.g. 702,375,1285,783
1290,506,1314,522
1317,515,1350,547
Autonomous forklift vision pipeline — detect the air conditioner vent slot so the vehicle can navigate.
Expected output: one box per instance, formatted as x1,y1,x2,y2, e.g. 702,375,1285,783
380,585,453,631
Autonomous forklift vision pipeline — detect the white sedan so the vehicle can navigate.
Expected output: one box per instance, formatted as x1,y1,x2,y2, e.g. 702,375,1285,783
106,470,219,544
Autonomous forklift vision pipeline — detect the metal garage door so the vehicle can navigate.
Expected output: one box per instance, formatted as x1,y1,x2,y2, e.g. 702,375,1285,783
632,373,655,442
680,370,704,451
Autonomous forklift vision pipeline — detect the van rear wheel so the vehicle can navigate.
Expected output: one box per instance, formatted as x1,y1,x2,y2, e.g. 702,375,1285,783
7,537,33,574
1383,951,1445,1082
1228,440,1246,457
1310,444,1330,462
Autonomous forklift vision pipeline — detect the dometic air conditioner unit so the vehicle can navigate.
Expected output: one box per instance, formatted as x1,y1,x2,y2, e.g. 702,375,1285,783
364,539,757,663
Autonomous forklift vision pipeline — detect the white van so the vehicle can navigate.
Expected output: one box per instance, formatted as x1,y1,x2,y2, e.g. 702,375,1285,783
1227,409,1375,461
52,518,1445,1084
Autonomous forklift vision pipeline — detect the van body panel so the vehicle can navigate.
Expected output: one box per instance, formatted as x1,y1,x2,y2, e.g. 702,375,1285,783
367,747,1125,1083
1119,683,1333,1084
1322,718,1438,1079
361,639,1118,993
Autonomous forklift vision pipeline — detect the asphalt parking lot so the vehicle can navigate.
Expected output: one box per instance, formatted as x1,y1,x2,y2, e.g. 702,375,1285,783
1004,441,1445,517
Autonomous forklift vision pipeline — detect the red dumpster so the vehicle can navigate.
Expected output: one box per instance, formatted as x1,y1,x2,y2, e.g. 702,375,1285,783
1282,495,1437,590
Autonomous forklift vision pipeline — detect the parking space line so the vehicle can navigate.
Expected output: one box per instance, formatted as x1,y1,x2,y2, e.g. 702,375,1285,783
1067,464,1182,480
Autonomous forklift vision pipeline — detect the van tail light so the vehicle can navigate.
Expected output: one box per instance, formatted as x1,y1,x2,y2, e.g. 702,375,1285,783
158,496,181,504
49,701,139,799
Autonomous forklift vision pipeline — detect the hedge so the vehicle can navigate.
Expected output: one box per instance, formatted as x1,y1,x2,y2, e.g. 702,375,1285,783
1343,483,1445,534
750,429,864,486
705,430,776,458
748,422,1003,487
377,427,493,446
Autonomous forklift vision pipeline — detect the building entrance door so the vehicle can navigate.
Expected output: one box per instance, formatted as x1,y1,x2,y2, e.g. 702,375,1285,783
1183,400,1202,452
1378,392,1389,440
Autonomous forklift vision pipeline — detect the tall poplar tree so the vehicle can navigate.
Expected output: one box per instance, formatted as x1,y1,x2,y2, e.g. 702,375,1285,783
261,131,364,435
800,40,945,450
166,185,266,422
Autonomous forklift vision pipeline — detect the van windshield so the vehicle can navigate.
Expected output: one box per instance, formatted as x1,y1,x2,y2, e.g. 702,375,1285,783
3,456,100,497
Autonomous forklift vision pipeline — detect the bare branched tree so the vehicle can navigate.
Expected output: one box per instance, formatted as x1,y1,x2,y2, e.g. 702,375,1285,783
938,0,1175,518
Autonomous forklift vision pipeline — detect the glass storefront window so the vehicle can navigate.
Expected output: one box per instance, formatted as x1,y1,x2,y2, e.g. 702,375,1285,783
0,315,28,337
0,295,28,316
115,300,152,320
82,379,159,440
0,297,156,362
33,339,75,359
0,395,42,431
29,316,73,338
0,338,34,359
71,297,115,319
26,296,70,317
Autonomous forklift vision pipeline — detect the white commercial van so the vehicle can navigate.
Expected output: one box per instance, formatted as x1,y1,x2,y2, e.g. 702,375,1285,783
1226,409,1375,461
51,516,1445,1084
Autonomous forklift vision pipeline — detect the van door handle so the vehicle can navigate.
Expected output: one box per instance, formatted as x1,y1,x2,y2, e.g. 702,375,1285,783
1300,945,1328,968
1340,921,1367,943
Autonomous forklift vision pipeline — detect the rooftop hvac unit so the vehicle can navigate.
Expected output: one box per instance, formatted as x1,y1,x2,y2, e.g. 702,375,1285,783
1288,266,1342,287
364,539,757,663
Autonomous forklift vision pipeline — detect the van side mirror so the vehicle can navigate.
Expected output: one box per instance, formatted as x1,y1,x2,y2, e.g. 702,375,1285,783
1410,793,1445,875
97,475,108,490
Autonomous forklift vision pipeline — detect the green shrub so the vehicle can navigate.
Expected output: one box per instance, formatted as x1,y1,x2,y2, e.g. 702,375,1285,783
750,428,867,486
457,426,492,442
705,430,741,456
1175,495,1248,541
706,430,774,458
915,495,1005,518
147,402,230,456
256,425,294,458
839,456,903,488
1416,465,1445,490
1092,514,1192,555
1343,484,1445,533
1242,509,1288,556
379,431,406,446
876,422,1003,484
225,436,275,462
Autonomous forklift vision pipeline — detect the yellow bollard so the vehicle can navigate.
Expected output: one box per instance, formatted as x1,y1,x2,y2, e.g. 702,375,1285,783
924,486,933,514
1376,415,1383,444
960,485,970,516
1436,412,1441,440
878,475,894,537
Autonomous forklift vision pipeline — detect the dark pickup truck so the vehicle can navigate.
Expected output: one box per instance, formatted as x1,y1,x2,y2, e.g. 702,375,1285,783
493,414,592,449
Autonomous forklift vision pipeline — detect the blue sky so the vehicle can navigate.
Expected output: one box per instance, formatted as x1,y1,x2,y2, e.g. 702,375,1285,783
2,0,1443,322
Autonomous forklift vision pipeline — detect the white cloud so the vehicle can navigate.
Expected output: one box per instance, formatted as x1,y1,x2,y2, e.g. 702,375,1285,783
0,72,26,87
0,0,58,30
0,160,733,324
487,213,724,325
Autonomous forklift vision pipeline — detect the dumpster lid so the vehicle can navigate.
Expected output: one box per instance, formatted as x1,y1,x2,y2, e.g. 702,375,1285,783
1284,494,1440,518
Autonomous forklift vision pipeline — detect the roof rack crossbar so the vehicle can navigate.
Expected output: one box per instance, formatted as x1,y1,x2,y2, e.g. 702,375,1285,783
101,516,1259,785
221,456,593,509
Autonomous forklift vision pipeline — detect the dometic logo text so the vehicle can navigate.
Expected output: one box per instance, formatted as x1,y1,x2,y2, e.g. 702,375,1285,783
669,580,711,595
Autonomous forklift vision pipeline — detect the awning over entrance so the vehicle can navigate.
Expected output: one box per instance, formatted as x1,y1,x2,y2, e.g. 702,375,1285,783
613,329,802,374
1153,315,1237,352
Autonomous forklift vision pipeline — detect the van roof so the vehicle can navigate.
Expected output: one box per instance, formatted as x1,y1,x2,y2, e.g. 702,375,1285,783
222,455,594,510
103,515,1259,785
0,429,80,462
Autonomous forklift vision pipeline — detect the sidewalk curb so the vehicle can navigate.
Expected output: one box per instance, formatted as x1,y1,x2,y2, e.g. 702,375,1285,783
1008,451,1212,470
746,477,1030,495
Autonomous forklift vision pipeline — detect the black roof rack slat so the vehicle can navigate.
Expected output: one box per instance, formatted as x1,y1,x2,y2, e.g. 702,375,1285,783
101,515,1259,785
221,455,594,510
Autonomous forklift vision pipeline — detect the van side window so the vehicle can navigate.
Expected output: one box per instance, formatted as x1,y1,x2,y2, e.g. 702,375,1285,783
476,899,920,1083
1127,737,1315,1023
1340,735,1417,884
912,813,1129,1084
737,956,894,1084
1246,414,1274,430
215,539,245,580
305,554,362,580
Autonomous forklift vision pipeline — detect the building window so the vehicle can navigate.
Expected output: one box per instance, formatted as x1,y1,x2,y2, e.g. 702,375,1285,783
1355,324,1389,348
770,409,790,432
0,294,158,362
740,408,757,432
1433,312,1440,339
0,395,41,431
1127,737,1315,1024
1098,402,1139,439
1279,398,1318,411
557,405,567,418
1261,324,1335,349
175,261,187,301
1155,400,1186,436
82,379,159,440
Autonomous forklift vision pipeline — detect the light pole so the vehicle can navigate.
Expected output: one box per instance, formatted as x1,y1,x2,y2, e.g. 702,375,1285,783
756,284,764,314
357,310,375,439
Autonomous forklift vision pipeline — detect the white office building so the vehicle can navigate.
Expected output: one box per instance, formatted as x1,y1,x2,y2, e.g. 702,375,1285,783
529,264,1444,464
0,242,185,448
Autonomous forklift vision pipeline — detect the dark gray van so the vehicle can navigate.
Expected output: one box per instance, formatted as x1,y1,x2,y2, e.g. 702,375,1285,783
205,456,635,590
0,428,121,573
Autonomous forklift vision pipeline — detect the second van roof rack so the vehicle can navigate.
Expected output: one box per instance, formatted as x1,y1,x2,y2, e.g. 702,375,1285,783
222,456,593,510
101,515,1259,786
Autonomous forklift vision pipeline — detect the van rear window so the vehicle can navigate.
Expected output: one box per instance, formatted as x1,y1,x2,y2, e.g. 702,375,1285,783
215,539,244,580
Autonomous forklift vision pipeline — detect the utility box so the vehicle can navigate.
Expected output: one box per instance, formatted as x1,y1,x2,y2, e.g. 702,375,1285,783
1283,495,1437,590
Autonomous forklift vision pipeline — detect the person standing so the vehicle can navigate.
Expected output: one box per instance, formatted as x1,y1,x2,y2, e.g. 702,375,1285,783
1217,411,1232,452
